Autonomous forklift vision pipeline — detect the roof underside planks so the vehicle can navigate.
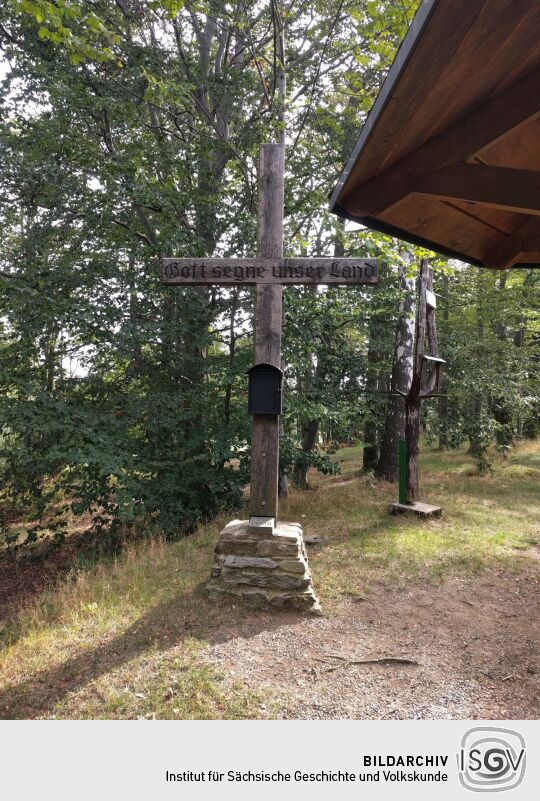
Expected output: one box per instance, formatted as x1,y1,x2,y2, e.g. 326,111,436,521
329,0,540,269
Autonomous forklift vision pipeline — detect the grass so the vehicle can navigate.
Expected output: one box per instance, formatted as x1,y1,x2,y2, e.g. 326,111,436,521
0,530,266,719
1,440,539,719
282,441,540,603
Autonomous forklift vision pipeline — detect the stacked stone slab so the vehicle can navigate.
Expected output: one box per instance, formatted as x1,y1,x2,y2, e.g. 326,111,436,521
206,519,320,612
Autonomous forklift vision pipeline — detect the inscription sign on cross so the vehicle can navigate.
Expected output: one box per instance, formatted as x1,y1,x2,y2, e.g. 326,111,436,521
162,143,378,534
163,258,378,285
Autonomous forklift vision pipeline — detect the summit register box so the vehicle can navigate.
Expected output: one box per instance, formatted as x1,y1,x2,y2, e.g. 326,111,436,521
247,363,283,416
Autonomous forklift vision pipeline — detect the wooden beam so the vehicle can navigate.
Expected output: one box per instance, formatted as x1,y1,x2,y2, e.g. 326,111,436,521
340,67,540,216
484,216,540,269
162,257,378,285
489,248,540,270
249,143,284,521
414,163,540,215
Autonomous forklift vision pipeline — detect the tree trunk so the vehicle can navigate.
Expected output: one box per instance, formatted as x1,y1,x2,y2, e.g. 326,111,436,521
438,395,449,450
362,321,380,471
278,446,289,497
468,394,484,456
362,418,378,472
279,411,289,497
44,334,57,394
438,273,449,450
376,254,415,481
223,290,238,425
468,275,486,456
127,250,143,377
293,418,320,489
403,260,428,501
403,259,432,502
405,397,421,503
333,217,345,257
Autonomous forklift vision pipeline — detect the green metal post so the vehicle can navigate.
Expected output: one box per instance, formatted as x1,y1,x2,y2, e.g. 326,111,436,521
399,439,407,505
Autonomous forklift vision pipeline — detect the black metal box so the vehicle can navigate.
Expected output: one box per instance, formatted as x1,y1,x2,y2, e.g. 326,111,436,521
247,363,283,416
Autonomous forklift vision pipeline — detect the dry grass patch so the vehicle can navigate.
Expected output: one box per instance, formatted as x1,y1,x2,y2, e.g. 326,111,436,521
0,520,266,719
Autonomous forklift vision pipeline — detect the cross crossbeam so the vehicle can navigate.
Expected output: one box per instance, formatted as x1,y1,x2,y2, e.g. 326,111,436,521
162,257,378,285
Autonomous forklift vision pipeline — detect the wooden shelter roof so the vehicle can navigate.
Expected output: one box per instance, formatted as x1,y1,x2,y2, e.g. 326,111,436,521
329,0,540,269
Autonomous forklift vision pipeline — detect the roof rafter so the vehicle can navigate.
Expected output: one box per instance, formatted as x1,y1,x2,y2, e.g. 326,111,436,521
340,67,540,218
414,164,540,216
485,216,540,269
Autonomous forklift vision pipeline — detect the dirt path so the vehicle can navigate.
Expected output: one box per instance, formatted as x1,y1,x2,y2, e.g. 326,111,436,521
206,565,539,719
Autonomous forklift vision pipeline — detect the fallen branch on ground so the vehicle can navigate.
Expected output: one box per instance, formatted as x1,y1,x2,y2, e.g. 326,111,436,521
316,655,419,673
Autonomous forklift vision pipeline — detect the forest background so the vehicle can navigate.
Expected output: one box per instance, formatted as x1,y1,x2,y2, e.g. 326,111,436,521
0,0,538,556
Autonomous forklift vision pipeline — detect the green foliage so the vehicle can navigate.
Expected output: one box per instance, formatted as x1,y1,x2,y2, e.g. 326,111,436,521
0,0,419,546
435,267,540,473
8,0,122,62
279,431,341,485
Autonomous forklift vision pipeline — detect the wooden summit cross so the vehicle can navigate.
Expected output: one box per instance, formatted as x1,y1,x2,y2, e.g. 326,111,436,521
163,143,378,533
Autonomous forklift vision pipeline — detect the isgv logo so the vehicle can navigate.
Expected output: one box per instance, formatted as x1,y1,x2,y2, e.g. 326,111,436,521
457,727,526,792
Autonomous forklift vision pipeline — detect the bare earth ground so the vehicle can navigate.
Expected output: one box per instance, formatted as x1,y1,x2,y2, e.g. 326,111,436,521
205,567,539,719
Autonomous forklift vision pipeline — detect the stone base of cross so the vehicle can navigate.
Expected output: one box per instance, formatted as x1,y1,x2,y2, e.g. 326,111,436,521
163,143,378,610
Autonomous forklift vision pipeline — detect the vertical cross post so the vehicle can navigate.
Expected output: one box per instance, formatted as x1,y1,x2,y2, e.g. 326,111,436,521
249,143,285,528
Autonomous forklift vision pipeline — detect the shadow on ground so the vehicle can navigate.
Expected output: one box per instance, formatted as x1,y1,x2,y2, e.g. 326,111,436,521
0,584,301,719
